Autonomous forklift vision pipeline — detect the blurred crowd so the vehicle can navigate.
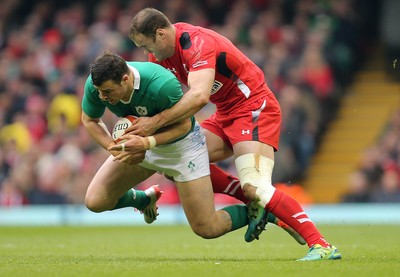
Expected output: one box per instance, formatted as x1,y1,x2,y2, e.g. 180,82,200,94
341,108,400,203
340,0,400,203
0,0,391,206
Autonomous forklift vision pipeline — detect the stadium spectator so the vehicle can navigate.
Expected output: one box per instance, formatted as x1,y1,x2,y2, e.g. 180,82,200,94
0,177,25,206
274,84,319,182
342,108,400,202
341,170,372,203
370,166,400,202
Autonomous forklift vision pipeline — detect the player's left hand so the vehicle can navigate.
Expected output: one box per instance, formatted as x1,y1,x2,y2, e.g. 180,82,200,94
124,116,158,137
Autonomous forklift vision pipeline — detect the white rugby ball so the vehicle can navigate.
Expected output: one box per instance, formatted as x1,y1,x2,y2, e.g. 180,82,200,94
112,115,137,142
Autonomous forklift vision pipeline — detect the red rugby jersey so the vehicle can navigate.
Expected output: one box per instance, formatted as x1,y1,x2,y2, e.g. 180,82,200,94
148,23,272,114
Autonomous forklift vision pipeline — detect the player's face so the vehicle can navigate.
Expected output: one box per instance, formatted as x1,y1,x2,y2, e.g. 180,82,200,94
133,31,174,61
94,79,129,105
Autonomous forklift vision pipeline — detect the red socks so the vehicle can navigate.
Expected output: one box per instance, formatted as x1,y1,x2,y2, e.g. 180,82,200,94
209,163,329,247
209,164,249,204
265,189,329,247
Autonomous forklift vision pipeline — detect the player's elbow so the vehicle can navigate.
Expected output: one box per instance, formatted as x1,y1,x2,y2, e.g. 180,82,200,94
81,113,88,126
192,91,210,110
198,93,210,107
81,112,93,127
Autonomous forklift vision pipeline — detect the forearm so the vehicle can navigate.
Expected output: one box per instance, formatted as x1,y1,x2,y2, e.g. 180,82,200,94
153,91,205,130
152,118,192,146
153,69,214,130
82,117,115,150
112,118,192,155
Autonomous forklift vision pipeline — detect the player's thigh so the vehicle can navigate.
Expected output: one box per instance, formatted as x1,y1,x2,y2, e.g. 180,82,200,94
202,128,233,162
175,176,217,226
87,155,155,199
233,140,275,160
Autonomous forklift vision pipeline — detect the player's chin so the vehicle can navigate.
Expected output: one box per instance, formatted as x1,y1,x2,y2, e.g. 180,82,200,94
154,54,166,62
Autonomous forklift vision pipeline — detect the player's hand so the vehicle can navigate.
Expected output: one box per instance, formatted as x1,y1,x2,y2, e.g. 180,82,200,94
108,134,148,154
108,135,146,164
107,141,121,157
112,150,145,165
124,116,158,137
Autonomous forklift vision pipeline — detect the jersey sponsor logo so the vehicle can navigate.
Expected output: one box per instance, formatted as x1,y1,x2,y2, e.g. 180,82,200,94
112,122,130,135
135,106,148,116
242,129,250,135
211,80,223,95
192,60,208,68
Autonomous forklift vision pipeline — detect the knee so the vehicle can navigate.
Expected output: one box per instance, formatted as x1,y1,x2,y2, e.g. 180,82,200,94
190,222,222,239
242,183,257,201
85,193,108,213
235,154,275,202
192,226,216,239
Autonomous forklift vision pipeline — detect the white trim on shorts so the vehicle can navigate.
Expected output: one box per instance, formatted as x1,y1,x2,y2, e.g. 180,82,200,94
139,122,210,182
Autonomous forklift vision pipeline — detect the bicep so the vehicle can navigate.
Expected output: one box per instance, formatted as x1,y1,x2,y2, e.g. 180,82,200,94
187,68,215,101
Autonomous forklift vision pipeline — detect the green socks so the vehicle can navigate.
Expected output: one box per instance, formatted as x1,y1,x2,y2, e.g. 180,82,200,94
221,205,279,231
221,205,249,231
113,189,150,210
267,212,277,224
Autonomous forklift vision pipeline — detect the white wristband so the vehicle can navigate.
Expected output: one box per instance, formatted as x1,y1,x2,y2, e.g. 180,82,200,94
147,136,157,149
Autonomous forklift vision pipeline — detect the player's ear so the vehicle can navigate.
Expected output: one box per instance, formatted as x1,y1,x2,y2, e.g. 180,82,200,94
121,74,129,85
155,28,166,39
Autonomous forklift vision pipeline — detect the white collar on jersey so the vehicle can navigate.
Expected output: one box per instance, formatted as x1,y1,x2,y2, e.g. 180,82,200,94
120,65,141,104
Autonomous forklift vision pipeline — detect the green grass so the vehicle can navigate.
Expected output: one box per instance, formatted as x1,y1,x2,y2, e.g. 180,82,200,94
0,224,399,277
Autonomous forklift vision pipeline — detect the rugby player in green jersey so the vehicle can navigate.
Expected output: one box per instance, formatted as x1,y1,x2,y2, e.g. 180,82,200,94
82,51,250,238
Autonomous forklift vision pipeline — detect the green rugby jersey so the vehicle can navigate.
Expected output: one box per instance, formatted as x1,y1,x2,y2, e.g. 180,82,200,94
82,61,193,124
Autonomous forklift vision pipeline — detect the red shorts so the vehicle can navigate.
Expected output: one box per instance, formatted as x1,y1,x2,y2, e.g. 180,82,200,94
201,93,281,151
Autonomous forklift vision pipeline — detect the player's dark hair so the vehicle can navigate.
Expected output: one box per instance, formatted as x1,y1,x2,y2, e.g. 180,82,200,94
129,8,172,39
90,52,129,86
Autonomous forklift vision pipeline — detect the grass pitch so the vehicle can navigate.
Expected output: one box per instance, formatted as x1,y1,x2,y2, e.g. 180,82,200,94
0,224,399,277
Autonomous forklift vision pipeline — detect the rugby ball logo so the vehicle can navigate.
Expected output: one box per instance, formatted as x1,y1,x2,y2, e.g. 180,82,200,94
112,115,137,142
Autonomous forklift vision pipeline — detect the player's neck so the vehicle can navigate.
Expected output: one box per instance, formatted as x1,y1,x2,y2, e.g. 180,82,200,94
169,26,176,51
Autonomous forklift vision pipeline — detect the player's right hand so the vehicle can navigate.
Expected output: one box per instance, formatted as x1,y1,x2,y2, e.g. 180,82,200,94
124,116,158,137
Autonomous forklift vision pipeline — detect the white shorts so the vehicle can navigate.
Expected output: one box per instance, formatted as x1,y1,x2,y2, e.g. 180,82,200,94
139,122,210,182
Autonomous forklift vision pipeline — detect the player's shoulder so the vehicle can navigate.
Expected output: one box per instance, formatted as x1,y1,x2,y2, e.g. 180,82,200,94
128,61,177,85
174,22,195,31
83,75,96,93
84,74,92,85
174,22,218,51
174,22,213,37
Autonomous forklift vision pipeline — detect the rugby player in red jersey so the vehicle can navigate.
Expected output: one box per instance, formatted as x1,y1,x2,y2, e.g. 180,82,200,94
126,8,341,261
